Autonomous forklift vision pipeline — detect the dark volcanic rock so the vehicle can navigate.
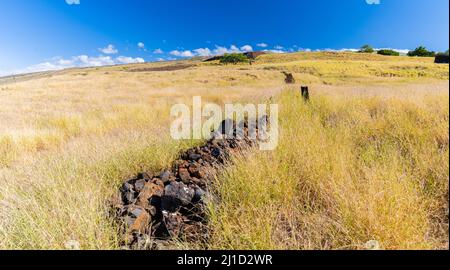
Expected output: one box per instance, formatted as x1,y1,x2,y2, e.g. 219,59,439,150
120,182,136,205
188,164,205,179
162,182,195,211
113,116,268,249
120,182,134,193
159,170,171,183
193,187,206,203
188,153,202,161
178,167,191,184
137,172,152,181
123,206,151,234
134,179,146,193
136,182,164,210
282,71,296,84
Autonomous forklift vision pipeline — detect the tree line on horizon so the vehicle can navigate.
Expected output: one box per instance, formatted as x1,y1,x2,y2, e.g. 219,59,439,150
359,44,449,58
215,45,449,65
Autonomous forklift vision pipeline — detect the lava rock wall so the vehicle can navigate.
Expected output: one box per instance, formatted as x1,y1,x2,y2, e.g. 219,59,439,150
111,117,267,250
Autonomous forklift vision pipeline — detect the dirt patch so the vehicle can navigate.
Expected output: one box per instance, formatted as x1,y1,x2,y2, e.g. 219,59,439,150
111,117,268,250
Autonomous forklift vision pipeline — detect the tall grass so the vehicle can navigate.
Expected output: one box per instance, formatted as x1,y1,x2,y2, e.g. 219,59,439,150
0,129,199,249
208,89,449,250
0,52,448,250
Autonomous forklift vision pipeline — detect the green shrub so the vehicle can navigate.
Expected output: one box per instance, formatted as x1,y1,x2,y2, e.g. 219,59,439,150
377,49,400,56
220,53,249,65
439,50,449,56
407,46,436,57
359,45,375,53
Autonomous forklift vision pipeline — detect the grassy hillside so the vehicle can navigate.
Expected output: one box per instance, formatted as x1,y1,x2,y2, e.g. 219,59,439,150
209,89,449,250
0,52,448,249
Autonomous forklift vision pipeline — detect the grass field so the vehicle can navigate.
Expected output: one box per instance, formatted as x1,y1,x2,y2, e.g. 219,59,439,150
0,52,448,250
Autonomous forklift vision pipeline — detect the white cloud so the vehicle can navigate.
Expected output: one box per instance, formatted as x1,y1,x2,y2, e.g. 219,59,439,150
213,46,231,55
77,55,115,66
338,48,360,52
230,45,241,53
314,48,356,52
1,54,145,76
116,56,145,64
240,45,253,52
211,45,244,55
257,43,268,48
274,45,284,50
170,50,194,57
182,51,194,57
65,0,80,5
375,48,410,55
138,42,145,49
57,59,74,65
265,49,285,54
153,48,164,54
167,45,253,59
99,44,118,54
193,48,213,57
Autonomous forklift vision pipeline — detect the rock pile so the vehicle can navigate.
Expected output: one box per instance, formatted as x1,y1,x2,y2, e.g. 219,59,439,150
282,71,296,84
111,117,268,250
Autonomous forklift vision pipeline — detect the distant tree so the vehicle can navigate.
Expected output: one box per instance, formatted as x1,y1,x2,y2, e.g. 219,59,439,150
220,53,249,65
435,50,450,57
407,46,436,57
377,49,400,56
359,45,375,53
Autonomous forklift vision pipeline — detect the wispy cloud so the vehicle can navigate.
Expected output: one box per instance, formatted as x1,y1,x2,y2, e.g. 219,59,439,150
274,45,284,50
153,48,164,54
170,50,194,57
99,44,119,54
65,0,80,5
240,45,253,52
2,54,144,76
210,45,245,55
116,56,145,64
212,46,231,55
257,43,268,48
265,49,285,54
375,47,410,55
193,48,213,57
137,42,146,50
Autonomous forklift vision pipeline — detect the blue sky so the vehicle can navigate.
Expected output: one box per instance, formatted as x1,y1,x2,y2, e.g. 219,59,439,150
0,0,448,75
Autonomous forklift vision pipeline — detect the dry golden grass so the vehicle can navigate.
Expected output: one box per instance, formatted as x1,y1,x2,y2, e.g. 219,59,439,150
0,52,448,249
208,87,449,250
258,51,436,63
254,52,449,85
